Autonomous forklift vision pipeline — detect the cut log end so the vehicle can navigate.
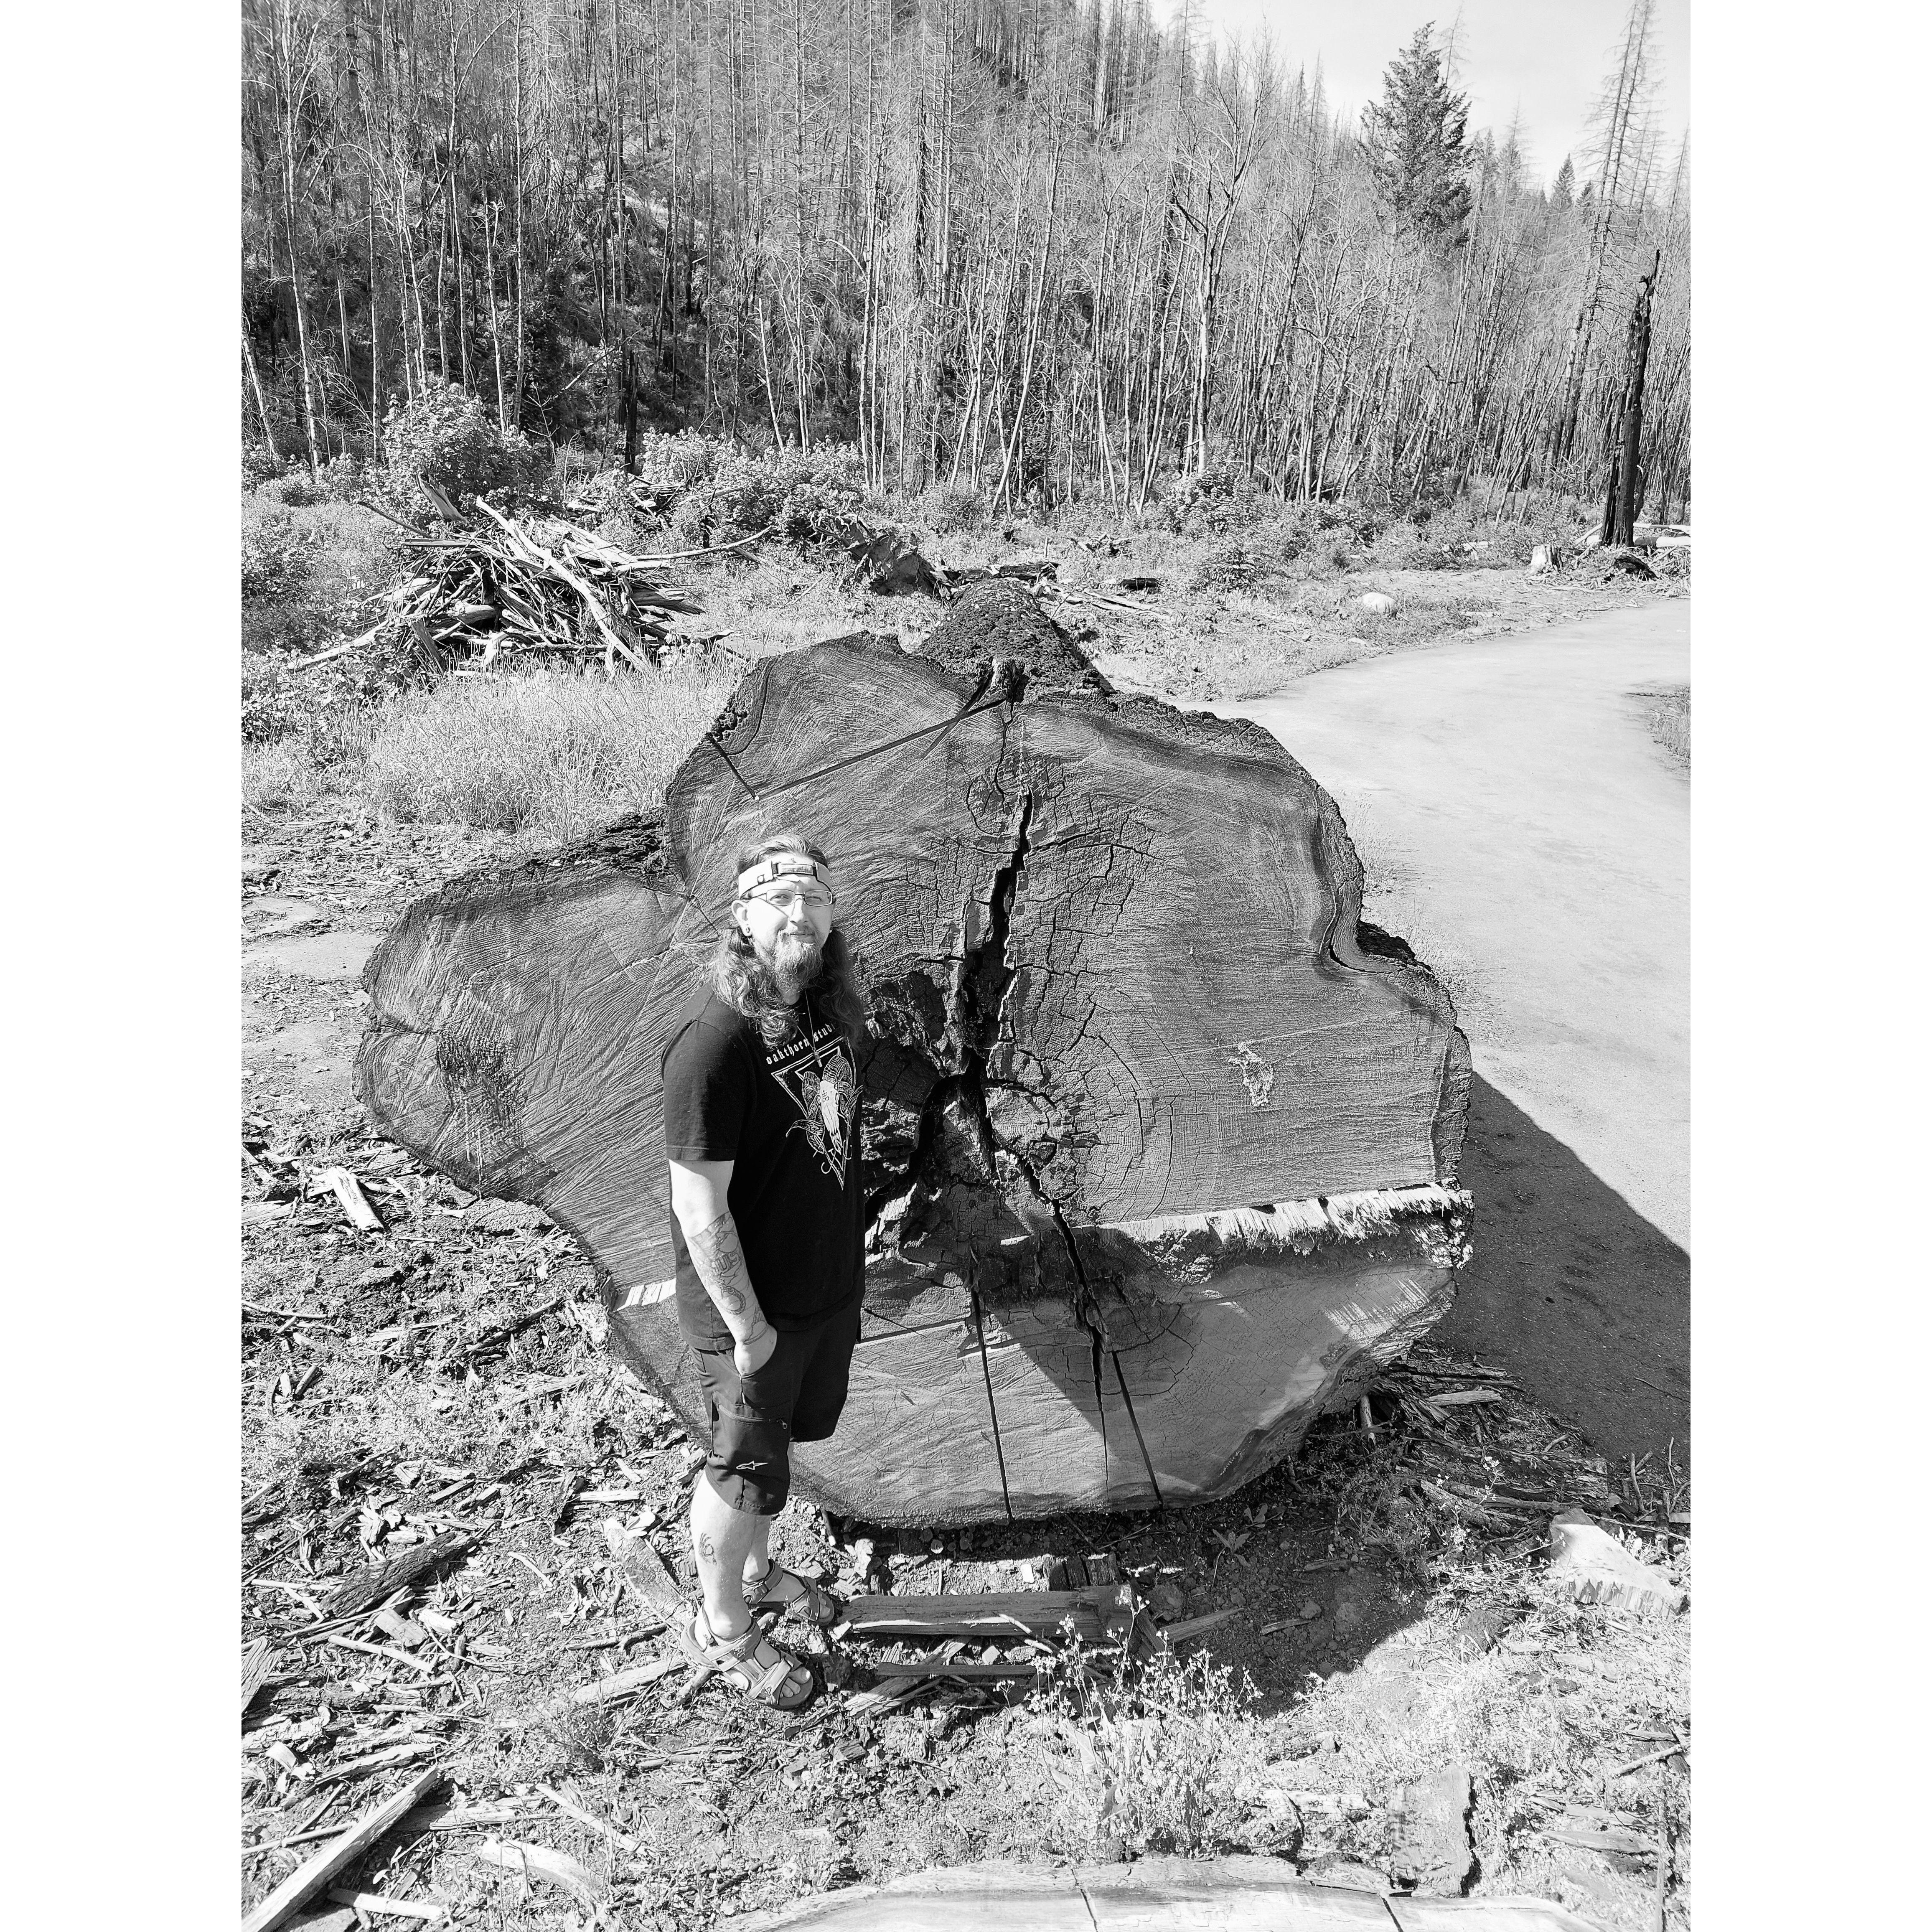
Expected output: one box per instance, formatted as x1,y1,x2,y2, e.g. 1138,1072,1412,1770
360,615,1472,1523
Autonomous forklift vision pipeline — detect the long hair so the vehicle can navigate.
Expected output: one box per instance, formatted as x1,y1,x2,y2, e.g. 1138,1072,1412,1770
710,831,870,1052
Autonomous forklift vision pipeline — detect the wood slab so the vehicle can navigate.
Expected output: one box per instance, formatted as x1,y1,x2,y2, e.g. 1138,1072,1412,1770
733,1855,1598,1930
358,608,1472,1521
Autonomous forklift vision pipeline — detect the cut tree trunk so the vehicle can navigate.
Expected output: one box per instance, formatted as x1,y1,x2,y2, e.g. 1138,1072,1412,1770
357,583,1472,1523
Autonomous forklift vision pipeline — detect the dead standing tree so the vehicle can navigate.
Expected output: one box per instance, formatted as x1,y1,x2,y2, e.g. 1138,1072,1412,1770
1599,250,1660,548
356,586,1473,1525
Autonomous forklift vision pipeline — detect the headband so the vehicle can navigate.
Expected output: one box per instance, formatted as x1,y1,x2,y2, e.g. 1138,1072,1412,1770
735,854,836,903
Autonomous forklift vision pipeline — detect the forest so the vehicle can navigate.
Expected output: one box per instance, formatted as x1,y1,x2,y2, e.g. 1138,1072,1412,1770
241,0,1688,521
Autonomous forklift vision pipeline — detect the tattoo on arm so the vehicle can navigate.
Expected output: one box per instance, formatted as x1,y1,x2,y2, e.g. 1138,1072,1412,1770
686,1208,767,1342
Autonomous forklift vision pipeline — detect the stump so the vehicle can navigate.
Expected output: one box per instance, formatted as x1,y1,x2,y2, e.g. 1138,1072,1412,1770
358,584,1472,1523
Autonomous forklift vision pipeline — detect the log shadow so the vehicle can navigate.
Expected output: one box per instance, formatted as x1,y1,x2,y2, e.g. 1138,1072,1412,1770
890,1076,1688,1720
1439,1074,1688,1470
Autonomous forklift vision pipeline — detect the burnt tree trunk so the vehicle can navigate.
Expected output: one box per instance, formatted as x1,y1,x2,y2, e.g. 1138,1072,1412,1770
1599,252,1660,549
621,336,641,476
357,586,1472,1524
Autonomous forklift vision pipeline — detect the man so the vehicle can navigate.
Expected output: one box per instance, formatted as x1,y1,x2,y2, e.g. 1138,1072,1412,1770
661,831,869,1708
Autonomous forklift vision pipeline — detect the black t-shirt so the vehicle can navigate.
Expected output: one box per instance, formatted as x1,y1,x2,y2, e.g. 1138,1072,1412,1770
661,986,865,1339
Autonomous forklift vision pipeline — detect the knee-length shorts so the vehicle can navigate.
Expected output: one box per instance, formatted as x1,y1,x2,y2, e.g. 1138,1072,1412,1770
681,1296,861,1517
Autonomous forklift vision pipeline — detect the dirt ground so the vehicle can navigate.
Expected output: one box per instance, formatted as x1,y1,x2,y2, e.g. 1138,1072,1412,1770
1211,608,1690,1468
242,579,1690,1931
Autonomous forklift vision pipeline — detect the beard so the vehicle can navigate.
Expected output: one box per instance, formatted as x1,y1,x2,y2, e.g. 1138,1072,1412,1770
766,929,825,991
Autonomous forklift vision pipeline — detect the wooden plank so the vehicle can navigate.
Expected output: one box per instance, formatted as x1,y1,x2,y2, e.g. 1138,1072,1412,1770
840,1585,1136,1643
862,1661,1042,1681
1383,1898,1600,1931
733,1856,1599,1929
732,1856,1393,1929
240,1767,445,1932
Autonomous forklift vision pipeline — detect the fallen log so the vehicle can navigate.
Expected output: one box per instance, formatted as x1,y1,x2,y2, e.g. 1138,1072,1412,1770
357,582,1471,1523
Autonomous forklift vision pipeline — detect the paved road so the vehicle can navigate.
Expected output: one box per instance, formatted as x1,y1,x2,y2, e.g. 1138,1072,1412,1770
1213,604,1690,1464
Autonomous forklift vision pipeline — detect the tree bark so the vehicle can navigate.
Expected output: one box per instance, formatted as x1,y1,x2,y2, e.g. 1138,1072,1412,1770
1599,251,1658,547
358,595,1472,1524
242,326,277,457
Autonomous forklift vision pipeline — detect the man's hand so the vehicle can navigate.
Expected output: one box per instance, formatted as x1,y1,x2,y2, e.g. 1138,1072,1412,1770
734,1322,778,1378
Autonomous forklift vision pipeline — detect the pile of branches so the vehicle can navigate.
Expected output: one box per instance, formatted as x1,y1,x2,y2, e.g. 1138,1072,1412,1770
314,487,708,676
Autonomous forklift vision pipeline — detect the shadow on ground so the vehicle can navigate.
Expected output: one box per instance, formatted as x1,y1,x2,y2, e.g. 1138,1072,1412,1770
1441,1075,1689,1469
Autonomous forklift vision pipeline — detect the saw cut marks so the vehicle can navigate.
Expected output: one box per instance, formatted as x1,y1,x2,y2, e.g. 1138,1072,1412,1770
359,595,1473,1520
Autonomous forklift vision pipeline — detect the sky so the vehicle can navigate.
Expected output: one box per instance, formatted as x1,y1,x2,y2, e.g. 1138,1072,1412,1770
1177,0,1691,191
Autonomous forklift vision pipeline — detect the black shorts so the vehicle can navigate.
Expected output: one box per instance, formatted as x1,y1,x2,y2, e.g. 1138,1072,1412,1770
682,1297,862,1517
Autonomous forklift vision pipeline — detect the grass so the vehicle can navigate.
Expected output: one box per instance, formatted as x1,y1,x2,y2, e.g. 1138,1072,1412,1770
363,660,741,839
1637,686,1690,768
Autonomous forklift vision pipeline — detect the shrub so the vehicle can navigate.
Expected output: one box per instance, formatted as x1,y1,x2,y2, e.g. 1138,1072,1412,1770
241,508,323,608
381,381,543,505
365,661,738,838
241,496,402,660
1040,1640,1271,1861
621,432,882,552
1176,455,1277,536
242,443,291,489
916,481,991,535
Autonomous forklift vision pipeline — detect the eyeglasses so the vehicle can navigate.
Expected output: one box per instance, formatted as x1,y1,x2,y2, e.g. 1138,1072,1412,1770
746,885,833,913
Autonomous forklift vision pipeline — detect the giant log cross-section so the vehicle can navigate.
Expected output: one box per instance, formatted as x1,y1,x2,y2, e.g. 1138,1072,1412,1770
357,586,1473,1523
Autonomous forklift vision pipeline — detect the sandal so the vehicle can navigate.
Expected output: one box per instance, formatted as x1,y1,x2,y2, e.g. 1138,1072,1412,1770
678,1604,815,1710
744,1560,841,1628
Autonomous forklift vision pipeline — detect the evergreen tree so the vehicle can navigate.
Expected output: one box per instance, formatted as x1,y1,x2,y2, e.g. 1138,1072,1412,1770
1359,22,1474,244
1551,154,1576,209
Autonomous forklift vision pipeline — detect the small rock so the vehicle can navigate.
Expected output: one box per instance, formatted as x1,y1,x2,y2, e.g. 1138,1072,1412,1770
1299,1599,1323,1621
464,1198,552,1236
1453,1602,1525,1652
1359,591,1398,617
1546,1510,1686,1616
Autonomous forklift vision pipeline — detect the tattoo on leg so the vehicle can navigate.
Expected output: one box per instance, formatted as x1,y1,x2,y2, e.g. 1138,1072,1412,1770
697,1530,718,1567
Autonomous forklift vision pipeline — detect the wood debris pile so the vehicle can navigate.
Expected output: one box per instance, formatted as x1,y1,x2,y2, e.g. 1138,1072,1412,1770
369,493,703,674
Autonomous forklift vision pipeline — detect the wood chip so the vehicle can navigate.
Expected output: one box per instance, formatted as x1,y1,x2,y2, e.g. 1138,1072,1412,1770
322,1889,447,1922
512,1653,684,1728
473,1840,608,1910
244,1637,278,1717
324,1532,474,1622
310,1166,384,1232
1156,1608,1242,1647
601,1517,687,1619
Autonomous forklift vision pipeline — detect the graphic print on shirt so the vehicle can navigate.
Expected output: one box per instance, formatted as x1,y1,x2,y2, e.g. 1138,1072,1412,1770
766,1019,858,1185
